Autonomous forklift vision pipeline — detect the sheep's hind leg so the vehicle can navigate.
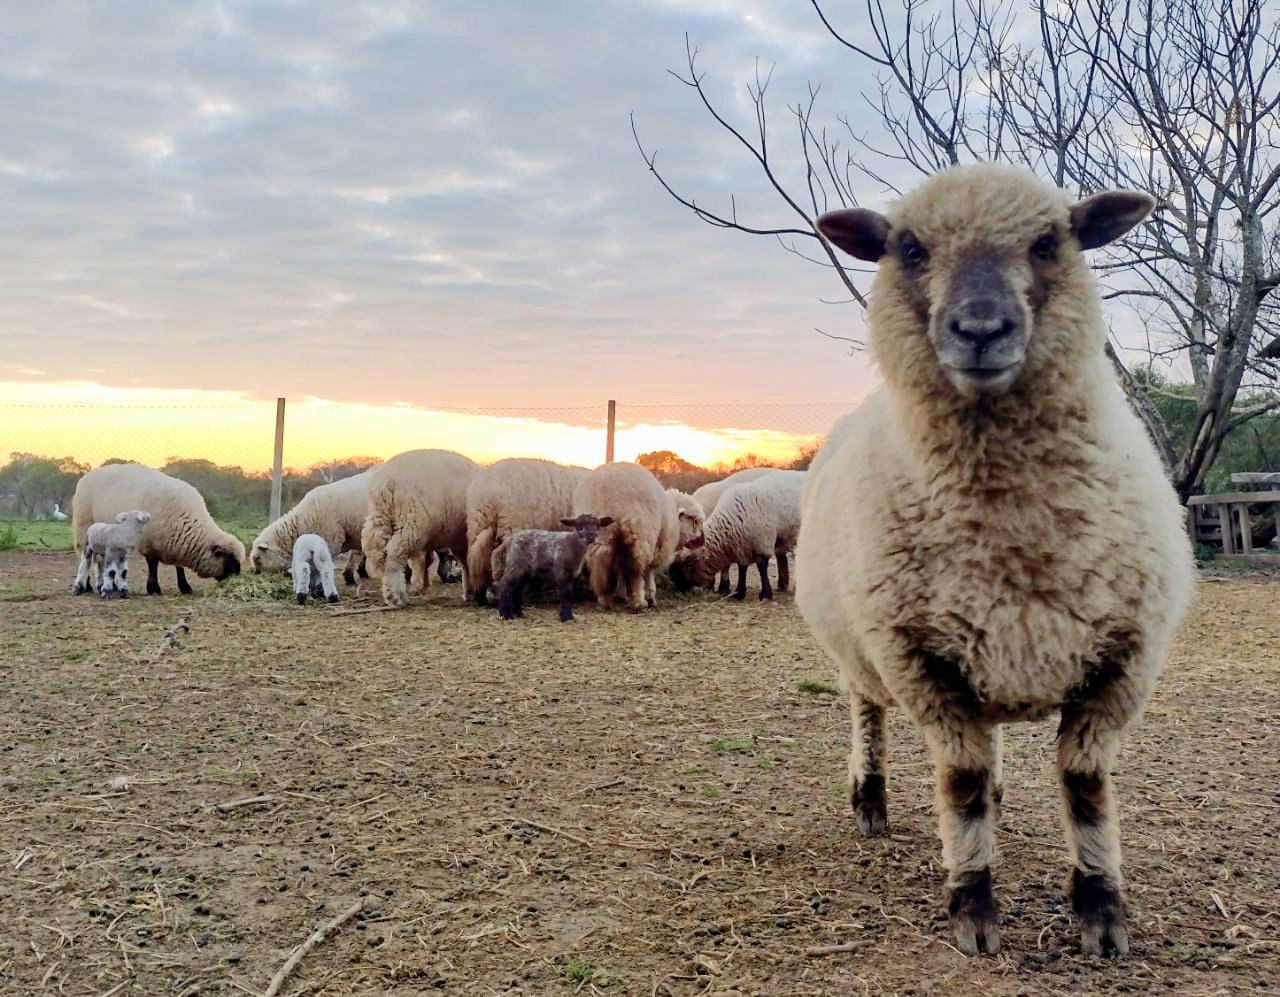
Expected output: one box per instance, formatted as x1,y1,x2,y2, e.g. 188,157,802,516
72,546,94,595
755,554,773,601
716,571,730,595
146,555,162,596
774,546,790,591
847,692,888,835
1056,660,1155,957
732,563,748,600
175,566,193,595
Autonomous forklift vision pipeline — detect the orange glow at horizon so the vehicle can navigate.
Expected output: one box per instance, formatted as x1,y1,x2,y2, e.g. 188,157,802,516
0,381,826,473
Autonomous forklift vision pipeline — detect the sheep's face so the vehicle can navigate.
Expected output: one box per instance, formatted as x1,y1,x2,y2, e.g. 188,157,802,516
208,543,242,580
250,542,290,574
113,509,152,526
816,166,1155,398
669,547,713,592
559,514,614,546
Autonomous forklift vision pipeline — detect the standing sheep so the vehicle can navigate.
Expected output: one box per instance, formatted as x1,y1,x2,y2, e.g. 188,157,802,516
250,472,372,580
360,449,479,608
572,462,676,611
72,464,244,595
691,467,778,592
798,163,1194,956
671,470,803,601
72,510,152,598
497,514,614,622
465,458,588,605
290,533,339,605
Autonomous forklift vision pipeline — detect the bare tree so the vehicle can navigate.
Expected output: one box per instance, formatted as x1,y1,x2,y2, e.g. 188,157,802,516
635,0,1280,499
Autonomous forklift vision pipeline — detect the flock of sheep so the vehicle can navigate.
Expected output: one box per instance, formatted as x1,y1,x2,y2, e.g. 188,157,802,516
68,451,805,616
64,164,1198,961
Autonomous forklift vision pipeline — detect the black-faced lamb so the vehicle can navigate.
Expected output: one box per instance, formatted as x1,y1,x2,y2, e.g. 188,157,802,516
72,510,152,598
497,514,614,622
72,464,243,595
291,533,339,605
798,163,1194,956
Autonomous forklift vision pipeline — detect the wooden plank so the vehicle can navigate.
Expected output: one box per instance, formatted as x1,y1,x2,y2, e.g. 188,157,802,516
1230,472,1280,485
1237,503,1254,553
1218,504,1235,554
1187,490,1280,505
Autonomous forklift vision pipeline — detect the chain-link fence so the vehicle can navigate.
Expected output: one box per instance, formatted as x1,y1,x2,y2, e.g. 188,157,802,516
0,398,853,535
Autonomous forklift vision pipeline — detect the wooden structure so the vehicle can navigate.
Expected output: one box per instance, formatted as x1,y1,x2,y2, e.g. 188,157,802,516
1186,472,1280,558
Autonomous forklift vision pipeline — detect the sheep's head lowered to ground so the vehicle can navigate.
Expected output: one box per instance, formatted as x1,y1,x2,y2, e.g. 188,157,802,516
816,165,1154,399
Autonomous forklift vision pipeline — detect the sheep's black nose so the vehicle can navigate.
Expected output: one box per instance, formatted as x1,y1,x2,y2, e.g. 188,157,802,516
947,316,1017,351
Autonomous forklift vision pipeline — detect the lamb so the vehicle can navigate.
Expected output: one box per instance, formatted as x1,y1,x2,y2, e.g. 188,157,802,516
250,472,371,582
497,514,614,622
671,470,803,601
572,462,676,611
72,510,152,598
691,467,778,592
465,458,588,605
796,163,1194,957
360,449,479,608
72,464,244,595
290,533,339,605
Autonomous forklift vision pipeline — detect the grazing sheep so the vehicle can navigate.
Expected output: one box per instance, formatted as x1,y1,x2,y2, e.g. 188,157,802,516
465,458,588,605
691,467,778,592
798,163,1194,956
290,533,339,605
667,488,706,550
360,449,479,608
250,472,371,581
72,510,152,598
671,470,803,600
572,462,676,611
72,464,244,595
497,514,614,622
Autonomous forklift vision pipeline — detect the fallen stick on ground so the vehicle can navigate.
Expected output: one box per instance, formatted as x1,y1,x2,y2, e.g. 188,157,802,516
805,941,861,956
263,895,367,997
150,617,190,664
325,605,400,616
511,817,677,855
214,795,276,813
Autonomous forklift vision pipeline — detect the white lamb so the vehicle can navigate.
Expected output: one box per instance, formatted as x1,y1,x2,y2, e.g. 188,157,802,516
290,533,339,605
671,470,803,600
72,510,152,598
799,163,1194,956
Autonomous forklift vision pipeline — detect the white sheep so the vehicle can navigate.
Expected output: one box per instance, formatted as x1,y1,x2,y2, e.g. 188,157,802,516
360,449,479,608
72,510,152,598
799,163,1194,957
465,458,588,606
72,464,245,595
290,533,339,605
250,472,371,582
691,467,778,592
671,470,803,600
572,462,676,611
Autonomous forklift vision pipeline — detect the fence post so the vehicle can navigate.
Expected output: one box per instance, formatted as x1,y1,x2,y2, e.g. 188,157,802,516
269,397,286,522
605,399,616,464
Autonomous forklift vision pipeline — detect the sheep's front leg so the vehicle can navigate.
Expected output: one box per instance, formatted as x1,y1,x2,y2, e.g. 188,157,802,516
146,555,162,596
847,692,888,835
175,566,193,595
755,554,773,601
1057,661,1154,957
558,576,576,622
716,571,730,595
732,563,749,601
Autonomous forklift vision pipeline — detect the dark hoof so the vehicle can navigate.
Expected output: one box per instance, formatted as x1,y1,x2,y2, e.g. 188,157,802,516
474,592,488,607
559,609,575,622
948,869,1000,955
731,591,746,602
759,591,773,602
73,582,86,595
296,593,307,605
327,593,339,603
146,583,161,596
120,590,129,599
343,572,356,587
851,774,887,836
1072,870,1129,956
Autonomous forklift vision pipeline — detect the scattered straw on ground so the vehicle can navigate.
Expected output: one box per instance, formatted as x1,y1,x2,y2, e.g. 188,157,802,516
1,550,1276,995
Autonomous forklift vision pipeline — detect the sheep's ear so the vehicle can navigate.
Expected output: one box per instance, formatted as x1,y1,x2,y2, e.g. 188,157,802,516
598,516,614,528
560,517,576,527
1069,191,1156,250
816,208,889,262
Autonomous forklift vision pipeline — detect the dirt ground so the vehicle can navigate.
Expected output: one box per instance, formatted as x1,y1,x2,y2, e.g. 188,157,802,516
1,551,1277,997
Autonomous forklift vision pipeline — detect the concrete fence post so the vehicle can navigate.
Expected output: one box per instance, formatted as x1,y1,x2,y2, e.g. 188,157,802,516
269,397,286,522
605,399,616,464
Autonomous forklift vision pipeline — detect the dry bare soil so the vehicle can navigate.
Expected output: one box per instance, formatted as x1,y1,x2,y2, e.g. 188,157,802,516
1,551,1277,996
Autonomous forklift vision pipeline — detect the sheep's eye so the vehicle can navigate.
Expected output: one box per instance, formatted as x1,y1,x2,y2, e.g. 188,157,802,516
1031,231,1058,262
898,232,929,271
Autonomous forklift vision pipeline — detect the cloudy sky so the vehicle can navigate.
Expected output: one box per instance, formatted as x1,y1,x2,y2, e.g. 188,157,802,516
2,0,894,417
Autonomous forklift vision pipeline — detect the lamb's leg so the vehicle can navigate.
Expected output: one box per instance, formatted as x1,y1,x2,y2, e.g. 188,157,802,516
295,561,311,605
732,563,748,601
175,566,193,595
1056,662,1154,957
72,546,94,595
146,555,162,596
775,546,790,591
755,554,773,601
847,692,888,835
343,552,360,587
557,576,575,622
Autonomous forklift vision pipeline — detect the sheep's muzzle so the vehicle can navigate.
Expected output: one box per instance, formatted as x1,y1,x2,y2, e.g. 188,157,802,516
931,250,1027,396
